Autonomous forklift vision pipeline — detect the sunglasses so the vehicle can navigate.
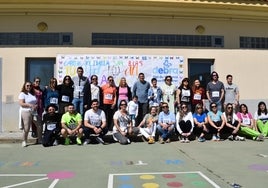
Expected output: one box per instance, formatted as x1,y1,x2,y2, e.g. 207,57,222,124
120,103,127,106
162,106,169,108
35,80,40,83
211,105,217,108
227,106,233,109
109,79,114,82
92,78,97,80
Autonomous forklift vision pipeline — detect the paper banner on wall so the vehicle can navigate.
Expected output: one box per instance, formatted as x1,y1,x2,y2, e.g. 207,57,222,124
56,54,184,87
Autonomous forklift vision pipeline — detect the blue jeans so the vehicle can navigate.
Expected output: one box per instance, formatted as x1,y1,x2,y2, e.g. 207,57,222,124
157,124,174,140
72,97,84,114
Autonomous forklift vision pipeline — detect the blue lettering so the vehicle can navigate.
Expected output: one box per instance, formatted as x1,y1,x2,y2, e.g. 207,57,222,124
153,66,179,74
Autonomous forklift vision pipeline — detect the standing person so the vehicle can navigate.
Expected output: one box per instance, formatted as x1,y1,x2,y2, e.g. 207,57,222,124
176,102,194,143
176,77,193,111
43,77,59,110
237,104,264,141
116,77,132,108
83,75,102,111
206,71,225,112
132,72,150,126
254,101,268,137
127,96,139,127
157,102,176,144
19,81,42,147
224,74,240,112
223,103,245,141
101,76,117,131
57,75,74,115
42,104,61,147
148,78,162,110
83,99,108,145
113,100,139,145
31,77,44,138
72,67,89,114
193,104,209,142
138,106,159,144
191,79,206,112
161,75,177,114
207,102,225,141
61,103,83,145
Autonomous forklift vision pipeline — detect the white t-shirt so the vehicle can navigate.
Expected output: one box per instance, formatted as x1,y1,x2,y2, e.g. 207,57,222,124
18,92,37,111
84,109,106,127
113,110,131,133
254,111,268,121
127,101,138,115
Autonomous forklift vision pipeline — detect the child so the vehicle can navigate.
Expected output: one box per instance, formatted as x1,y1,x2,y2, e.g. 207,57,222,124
127,96,139,127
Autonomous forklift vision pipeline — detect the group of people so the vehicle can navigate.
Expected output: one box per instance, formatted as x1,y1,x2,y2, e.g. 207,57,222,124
18,67,267,147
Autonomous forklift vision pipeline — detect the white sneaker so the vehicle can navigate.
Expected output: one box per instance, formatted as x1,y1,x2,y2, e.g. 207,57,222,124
21,141,27,147
185,138,190,143
235,136,245,141
83,139,90,145
53,140,59,146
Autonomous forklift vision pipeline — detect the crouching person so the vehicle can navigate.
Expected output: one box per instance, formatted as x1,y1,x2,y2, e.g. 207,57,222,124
61,103,83,145
42,104,61,147
113,100,139,145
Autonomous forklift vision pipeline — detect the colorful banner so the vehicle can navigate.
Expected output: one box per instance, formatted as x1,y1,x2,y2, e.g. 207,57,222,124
56,54,184,87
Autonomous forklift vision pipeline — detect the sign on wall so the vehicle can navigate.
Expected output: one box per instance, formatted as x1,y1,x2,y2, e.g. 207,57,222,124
56,54,184,87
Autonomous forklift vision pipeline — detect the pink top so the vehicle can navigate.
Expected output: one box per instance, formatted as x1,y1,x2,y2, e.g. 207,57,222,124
118,87,128,101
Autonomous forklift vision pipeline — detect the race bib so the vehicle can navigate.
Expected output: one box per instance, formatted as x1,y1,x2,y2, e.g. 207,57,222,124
68,123,77,130
182,90,190,96
47,123,56,130
61,95,70,102
50,97,58,104
242,118,250,125
105,94,113,100
212,91,220,97
193,94,201,100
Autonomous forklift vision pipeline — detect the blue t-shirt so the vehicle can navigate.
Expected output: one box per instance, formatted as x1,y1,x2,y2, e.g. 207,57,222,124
207,111,222,122
193,112,207,123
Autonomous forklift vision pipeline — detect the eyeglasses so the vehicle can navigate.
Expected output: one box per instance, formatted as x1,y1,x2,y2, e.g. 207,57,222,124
211,105,217,108
197,107,202,109
109,79,114,82
92,78,97,80
35,80,40,83
120,103,127,106
162,106,169,108
227,106,233,109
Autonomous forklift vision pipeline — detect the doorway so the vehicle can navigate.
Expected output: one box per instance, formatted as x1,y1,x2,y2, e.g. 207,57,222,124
188,59,214,88
26,58,55,88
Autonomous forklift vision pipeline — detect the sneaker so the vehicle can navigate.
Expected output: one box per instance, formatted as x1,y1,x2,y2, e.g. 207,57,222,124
185,138,190,143
235,136,245,141
148,137,155,144
64,137,70,145
180,137,185,143
256,134,264,141
21,141,27,147
83,139,90,145
216,135,221,141
198,137,206,142
159,137,165,144
127,138,131,144
53,140,58,146
96,137,105,145
76,137,82,145
228,135,234,141
165,138,171,143
212,135,218,141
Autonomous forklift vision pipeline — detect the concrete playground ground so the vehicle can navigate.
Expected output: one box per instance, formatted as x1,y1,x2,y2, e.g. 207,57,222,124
0,133,268,188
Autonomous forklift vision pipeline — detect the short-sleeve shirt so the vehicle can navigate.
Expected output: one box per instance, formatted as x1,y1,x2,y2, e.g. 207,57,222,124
254,111,268,122
206,81,224,102
18,92,37,111
84,109,106,127
142,113,159,128
61,112,82,129
224,83,239,104
193,112,207,123
113,110,131,132
237,112,252,125
223,112,239,124
207,111,223,122
102,84,117,105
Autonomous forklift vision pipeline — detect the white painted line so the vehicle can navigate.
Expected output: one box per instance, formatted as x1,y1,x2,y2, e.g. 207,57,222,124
107,174,114,188
257,154,268,157
2,177,48,188
134,160,148,165
48,179,59,188
0,174,46,177
198,171,221,188
108,171,221,188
